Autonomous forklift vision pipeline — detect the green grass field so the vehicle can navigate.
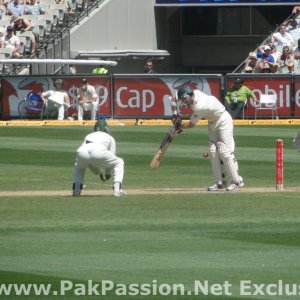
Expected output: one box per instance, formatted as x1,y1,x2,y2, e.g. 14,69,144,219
0,125,300,299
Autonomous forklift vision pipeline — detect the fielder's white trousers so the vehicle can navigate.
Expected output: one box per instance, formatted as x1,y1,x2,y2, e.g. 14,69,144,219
46,100,65,120
77,102,98,121
73,143,124,187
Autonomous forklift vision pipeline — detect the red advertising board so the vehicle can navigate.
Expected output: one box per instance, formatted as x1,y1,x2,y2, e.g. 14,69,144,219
293,76,300,117
226,75,292,118
1,74,295,119
1,76,111,119
113,75,221,118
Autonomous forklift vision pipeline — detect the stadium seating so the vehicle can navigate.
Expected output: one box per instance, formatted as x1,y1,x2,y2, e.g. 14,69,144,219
0,0,102,74
236,12,300,74
0,48,13,74
37,15,53,38
17,31,33,55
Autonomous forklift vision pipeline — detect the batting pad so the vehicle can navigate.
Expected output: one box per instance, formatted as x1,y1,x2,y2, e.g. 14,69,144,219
209,143,223,183
217,141,240,184
73,182,82,193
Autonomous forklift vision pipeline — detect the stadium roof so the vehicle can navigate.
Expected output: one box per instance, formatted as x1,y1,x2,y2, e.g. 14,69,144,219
70,49,170,60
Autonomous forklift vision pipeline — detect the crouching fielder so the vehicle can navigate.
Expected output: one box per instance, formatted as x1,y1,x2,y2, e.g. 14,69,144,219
72,119,126,197
170,86,243,192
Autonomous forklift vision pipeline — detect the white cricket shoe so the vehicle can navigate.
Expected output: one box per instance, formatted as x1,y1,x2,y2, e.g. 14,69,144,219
226,183,239,192
226,177,244,192
113,189,127,197
239,176,244,187
207,181,227,191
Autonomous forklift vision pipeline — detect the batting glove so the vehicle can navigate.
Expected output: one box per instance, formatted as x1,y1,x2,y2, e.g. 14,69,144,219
171,113,180,124
174,118,183,133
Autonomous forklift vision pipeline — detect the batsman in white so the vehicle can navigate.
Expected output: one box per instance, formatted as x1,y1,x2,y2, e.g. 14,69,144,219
170,86,244,192
72,117,126,197
40,79,70,120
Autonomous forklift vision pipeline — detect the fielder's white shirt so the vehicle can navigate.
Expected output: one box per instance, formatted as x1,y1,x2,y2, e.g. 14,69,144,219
78,84,97,101
81,131,116,154
190,90,226,124
42,90,68,105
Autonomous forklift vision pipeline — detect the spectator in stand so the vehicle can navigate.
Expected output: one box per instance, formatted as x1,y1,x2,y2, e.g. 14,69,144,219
11,15,36,56
292,6,300,15
277,45,294,73
144,58,156,74
26,0,46,15
284,18,300,43
0,0,7,17
66,0,77,17
257,45,278,73
271,24,294,48
286,19,300,45
4,25,21,58
294,38,300,72
285,18,300,32
261,63,272,73
134,58,156,125
294,38,300,59
243,52,260,73
269,43,281,62
242,66,254,74
0,28,6,48
7,0,26,16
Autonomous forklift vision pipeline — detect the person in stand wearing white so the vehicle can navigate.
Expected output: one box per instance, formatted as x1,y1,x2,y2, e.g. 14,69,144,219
4,25,21,59
170,86,244,192
40,79,70,120
77,78,98,121
271,24,294,48
72,115,126,197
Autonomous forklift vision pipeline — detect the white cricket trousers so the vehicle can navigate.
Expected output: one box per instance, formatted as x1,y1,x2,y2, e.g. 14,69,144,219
77,102,98,120
208,110,234,152
208,110,237,183
46,101,65,120
73,143,124,185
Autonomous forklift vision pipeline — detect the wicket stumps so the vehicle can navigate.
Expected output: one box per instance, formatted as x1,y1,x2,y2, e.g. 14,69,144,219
276,139,284,191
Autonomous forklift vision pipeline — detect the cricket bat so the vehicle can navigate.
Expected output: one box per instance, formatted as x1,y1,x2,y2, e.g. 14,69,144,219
149,126,178,170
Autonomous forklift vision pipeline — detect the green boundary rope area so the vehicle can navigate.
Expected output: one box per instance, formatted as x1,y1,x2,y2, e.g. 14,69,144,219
2,119,300,126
